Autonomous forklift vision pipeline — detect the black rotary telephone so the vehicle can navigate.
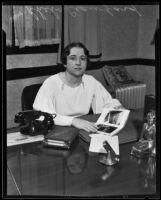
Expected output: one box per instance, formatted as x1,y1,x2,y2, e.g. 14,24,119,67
14,110,56,136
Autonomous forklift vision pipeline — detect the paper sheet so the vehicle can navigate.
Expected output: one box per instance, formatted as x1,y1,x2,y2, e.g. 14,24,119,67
89,134,119,155
7,132,44,146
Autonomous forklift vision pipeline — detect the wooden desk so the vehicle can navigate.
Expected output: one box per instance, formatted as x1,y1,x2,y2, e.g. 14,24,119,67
6,109,158,197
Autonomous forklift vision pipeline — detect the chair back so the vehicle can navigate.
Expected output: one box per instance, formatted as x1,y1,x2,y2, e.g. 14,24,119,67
21,83,42,110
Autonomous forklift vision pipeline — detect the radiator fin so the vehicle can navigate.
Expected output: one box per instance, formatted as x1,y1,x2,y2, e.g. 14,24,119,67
115,83,146,109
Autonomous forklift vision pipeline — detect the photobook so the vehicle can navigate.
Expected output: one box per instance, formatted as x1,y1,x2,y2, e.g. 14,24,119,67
95,108,130,136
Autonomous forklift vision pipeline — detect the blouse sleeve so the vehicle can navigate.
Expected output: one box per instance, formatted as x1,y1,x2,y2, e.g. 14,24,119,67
33,81,74,126
91,80,122,114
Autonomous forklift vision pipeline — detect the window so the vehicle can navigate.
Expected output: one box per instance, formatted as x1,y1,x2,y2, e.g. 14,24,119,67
2,5,62,48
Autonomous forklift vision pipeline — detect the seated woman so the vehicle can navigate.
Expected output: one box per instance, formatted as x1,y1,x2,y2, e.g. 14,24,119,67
33,42,122,132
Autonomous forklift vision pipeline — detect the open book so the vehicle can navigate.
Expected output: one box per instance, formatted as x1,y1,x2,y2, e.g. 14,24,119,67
95,108,130,136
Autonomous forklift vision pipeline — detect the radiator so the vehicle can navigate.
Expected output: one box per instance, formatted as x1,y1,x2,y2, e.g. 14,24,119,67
115,82,146,109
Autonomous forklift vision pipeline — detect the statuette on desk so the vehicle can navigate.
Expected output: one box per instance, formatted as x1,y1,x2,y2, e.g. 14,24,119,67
130,110,156,158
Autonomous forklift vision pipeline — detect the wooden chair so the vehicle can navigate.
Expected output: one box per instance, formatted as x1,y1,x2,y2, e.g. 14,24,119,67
21,83,42,110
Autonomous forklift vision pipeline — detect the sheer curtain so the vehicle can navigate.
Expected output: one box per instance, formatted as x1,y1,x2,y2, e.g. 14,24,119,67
3,5,62,48
2,5,13,46
64,5,102,56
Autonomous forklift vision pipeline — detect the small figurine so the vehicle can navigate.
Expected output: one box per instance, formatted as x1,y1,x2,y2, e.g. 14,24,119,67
130,110,156,158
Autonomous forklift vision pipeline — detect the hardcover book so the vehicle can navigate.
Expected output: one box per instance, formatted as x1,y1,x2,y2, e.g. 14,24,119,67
43,126,79,149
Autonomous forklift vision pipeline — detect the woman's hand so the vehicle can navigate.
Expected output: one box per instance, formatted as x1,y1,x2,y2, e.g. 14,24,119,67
71,118,98,133
113,105,125,109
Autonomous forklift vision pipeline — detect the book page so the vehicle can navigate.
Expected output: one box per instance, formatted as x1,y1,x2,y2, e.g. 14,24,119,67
103,110,123,125
97,124,117,133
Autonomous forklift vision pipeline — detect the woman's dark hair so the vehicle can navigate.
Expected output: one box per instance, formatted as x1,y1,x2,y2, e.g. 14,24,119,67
61,42,89,65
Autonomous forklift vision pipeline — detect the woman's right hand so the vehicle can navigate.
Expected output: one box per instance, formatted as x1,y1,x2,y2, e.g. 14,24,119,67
71,118,98,133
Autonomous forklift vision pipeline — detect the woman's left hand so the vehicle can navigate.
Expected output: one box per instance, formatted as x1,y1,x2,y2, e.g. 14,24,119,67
71,118,98,133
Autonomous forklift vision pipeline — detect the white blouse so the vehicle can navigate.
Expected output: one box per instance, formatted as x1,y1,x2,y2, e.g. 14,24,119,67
33,73,121,126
